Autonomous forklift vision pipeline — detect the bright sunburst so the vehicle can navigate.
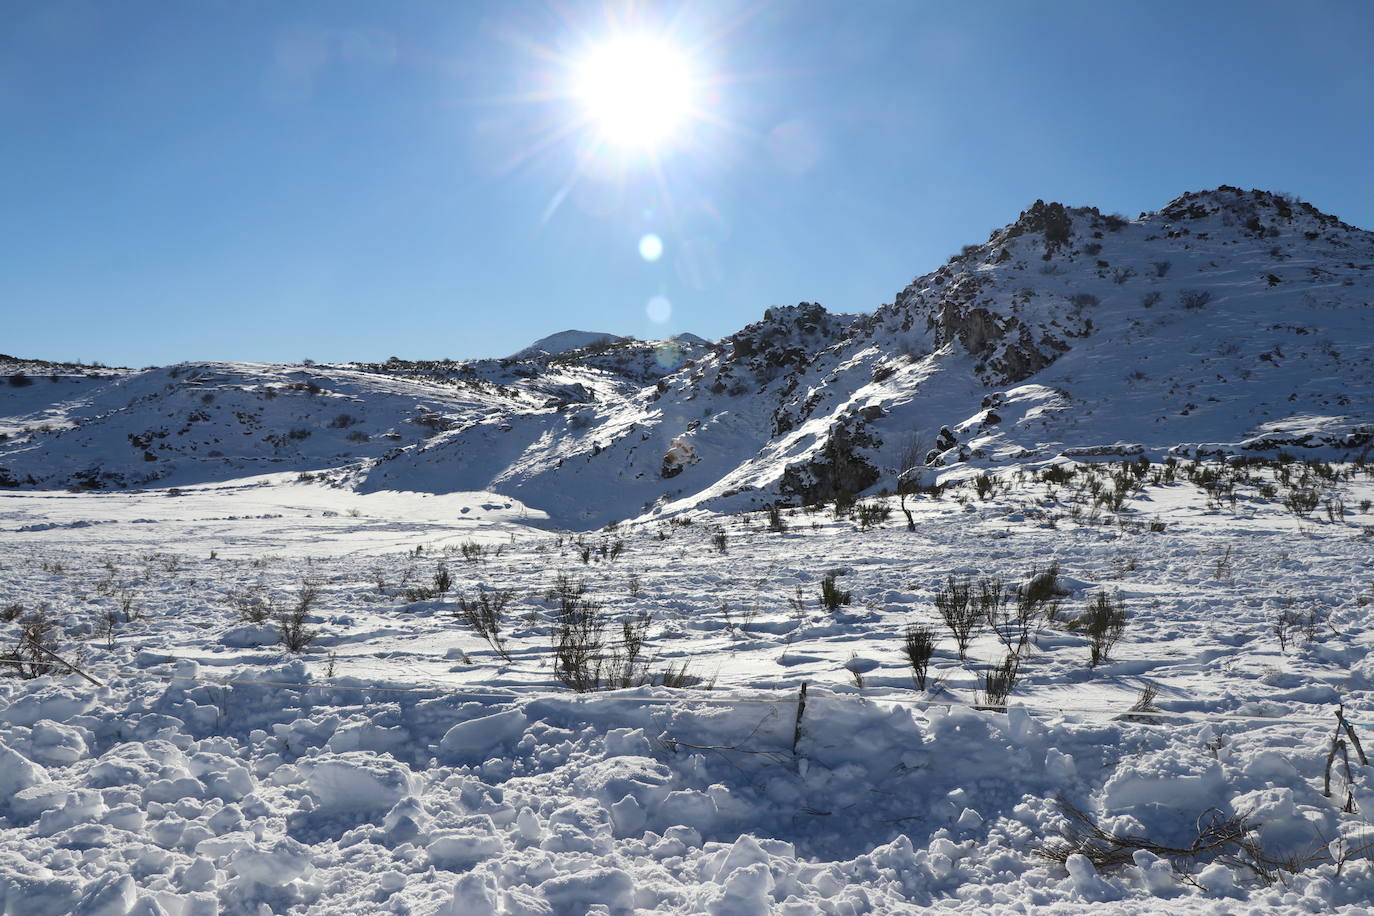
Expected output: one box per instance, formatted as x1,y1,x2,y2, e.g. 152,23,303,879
572,34,695,151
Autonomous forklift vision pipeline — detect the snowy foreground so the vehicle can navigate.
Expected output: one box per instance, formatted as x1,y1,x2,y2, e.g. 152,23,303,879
2,467,1374,915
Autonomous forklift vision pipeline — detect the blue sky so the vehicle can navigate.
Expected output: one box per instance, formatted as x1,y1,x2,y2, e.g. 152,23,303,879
3,0,1372,366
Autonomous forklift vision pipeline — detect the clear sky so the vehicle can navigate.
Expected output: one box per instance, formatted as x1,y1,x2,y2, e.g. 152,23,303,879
3,0,1372,367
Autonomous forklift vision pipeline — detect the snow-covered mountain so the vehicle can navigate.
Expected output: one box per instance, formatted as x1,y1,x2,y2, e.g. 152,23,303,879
3,186,1371,526
507,329,626,360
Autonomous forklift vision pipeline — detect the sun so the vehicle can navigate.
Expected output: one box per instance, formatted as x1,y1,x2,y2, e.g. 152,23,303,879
573,34,695,151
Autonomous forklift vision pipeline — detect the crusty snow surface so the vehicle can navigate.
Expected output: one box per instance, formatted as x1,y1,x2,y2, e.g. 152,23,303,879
1,467,1374,915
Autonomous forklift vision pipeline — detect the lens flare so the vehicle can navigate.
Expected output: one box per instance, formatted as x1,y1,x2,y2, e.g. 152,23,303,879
646,295,672,324
638,233,664,261
655,339,684,370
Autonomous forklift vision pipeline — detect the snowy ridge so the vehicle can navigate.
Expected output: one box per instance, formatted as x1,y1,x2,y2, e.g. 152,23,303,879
508,330,628,360
11,186,1371,529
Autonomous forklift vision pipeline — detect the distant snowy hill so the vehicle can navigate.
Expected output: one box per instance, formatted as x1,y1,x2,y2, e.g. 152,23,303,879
508,329,625,360
3,186,1371,525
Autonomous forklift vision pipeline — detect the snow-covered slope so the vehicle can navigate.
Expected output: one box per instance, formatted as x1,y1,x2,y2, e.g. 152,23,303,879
2,187,1371,527
508,329,626,360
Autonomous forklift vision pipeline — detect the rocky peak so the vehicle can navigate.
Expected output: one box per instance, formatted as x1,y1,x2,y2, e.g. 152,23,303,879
1152,185,1357,236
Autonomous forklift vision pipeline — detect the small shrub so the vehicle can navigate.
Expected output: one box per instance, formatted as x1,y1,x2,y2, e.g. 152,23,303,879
1,608,63,678
1151,260,1172,278
460,540,487,563
7,373,33,388
903,625,936,690
991,563,1060,653
1141,291,1162,309
854,500,891,530
935,576,981,659
1042,464,1075,486
96,610,120,650
766,504,788,533
603,611,653,689
1283,487,1321,518
116,587,141,622
712,529,728,554
1179,289,1213,310
278,581,320,653
402,583,437,602
1274,606,1304,652
1082,592,1127,667
820,572,851,611
432,564,453,596
1036,797,1277,874
1068,293,1100,309
978,653,1020,709
455,589,514,661
552,594,605,692
232,589,273,623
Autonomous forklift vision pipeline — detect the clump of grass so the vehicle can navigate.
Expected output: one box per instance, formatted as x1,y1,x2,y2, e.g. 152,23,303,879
820,572,852,611
652,662,710,689
1119,682,1162,723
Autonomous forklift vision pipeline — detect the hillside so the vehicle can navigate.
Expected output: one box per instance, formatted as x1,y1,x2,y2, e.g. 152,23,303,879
2,187,1371,525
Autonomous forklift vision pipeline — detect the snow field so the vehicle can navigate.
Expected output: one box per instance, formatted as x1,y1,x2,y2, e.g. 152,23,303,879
0,460,1372,912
